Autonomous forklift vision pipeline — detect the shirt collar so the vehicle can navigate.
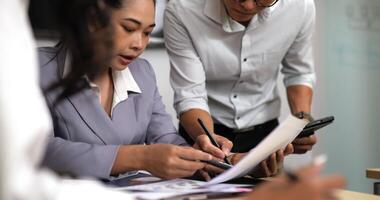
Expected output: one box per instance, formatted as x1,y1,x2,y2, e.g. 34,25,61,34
204,0,279,32
87,67,142,116
112,67,142,103
204,0,225,25
62,51,142,103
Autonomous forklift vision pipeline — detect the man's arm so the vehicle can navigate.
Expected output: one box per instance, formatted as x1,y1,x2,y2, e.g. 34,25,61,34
180,109,214,140
286,85,312,115
282,0,317,154
164,2,233,159
287,85,317,154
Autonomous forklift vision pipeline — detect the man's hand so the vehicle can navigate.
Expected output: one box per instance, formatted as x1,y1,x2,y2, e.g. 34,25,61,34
193,134,233,159
292,135,317,154
180,109,233,159
192,134,233,180
230,144,294,177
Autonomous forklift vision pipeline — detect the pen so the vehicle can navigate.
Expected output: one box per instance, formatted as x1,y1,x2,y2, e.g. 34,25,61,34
197,118,232,165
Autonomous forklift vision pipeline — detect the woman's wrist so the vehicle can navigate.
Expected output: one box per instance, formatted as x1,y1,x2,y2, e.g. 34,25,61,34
112,145,147,175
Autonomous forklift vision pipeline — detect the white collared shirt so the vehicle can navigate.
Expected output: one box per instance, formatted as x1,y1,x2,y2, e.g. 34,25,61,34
64,54,142,116
88,68,142,116
165,0,316,129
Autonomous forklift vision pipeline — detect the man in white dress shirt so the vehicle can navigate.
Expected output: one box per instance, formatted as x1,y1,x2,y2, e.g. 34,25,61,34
164,0,317,174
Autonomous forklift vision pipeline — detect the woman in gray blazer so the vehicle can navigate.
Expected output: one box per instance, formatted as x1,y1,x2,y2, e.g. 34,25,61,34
39,0,212,180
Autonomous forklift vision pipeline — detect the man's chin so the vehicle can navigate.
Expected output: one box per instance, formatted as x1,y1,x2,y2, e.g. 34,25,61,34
231,14,254,24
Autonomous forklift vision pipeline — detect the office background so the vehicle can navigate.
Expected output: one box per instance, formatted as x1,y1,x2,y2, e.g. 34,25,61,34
314,0,380,194
35,0,380,194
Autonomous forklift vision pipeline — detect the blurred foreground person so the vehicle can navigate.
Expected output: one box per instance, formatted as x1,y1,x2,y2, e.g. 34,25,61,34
0,0,134,199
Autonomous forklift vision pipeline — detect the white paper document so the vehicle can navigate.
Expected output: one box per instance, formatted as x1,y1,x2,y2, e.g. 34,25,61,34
116,115,307,199
204,115,308,186
118,179,250,200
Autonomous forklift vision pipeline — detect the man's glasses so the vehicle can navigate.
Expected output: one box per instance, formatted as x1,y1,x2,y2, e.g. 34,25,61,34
236,0,279,8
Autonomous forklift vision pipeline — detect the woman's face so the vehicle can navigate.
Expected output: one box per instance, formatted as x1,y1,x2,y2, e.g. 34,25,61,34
109,0,155,70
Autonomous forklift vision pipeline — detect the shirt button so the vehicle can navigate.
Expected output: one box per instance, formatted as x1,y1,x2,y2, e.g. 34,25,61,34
233,94,238,98
243,58,247,62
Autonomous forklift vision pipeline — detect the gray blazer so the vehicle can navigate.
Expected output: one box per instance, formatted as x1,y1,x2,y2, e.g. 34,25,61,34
38,47,187,179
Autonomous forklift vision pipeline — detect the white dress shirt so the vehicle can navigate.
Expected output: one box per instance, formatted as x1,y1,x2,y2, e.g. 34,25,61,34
0,0,133,199
64,54,142,116
88,68,142,116
164,0,316,130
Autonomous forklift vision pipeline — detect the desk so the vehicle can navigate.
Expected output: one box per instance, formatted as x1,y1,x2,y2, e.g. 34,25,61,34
336,190,380,200
106,173,380,199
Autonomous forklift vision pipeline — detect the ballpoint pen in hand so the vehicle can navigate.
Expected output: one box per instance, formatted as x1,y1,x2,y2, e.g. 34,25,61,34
197,118,232,165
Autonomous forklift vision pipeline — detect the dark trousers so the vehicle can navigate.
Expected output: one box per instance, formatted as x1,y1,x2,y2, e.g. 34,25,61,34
179,119,279,153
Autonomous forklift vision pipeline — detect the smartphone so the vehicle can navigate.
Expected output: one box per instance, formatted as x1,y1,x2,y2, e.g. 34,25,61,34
297,116,334,138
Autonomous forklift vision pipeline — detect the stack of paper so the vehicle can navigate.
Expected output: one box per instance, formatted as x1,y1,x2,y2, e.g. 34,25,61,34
117,179,251,200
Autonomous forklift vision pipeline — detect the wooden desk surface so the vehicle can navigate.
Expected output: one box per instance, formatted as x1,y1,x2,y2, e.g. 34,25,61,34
336,190,380,200
367,169,380,180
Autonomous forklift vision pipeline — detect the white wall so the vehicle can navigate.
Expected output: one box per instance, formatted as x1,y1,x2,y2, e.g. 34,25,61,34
313,0,380,193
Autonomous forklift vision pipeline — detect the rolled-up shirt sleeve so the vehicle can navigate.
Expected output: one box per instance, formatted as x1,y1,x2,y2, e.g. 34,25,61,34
281,0,316,89
164,3,210,117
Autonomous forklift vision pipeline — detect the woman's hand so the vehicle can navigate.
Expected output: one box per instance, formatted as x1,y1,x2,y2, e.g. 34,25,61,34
141,144,213,179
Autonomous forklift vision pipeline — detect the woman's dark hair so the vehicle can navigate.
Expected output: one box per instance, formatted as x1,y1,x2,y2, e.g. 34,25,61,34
47,0,124,101
48,0,156,101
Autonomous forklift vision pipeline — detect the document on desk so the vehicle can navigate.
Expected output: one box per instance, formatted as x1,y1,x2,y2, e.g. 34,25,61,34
204,115,308,186
118,179,251,200
116,115,307,199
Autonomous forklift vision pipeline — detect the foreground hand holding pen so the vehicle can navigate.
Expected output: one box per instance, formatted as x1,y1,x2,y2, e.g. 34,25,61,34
195,118,296,178
244,155,346,200
197,118,232,165
191,118,233,180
